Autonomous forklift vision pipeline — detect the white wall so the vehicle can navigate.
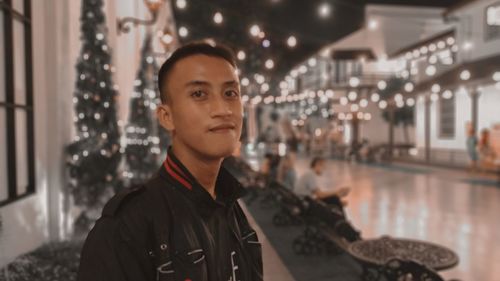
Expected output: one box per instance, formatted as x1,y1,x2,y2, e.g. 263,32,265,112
451,0,500,63
0,0,176,268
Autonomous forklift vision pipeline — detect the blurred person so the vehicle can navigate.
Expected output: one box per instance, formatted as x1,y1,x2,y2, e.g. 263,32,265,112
78,42,262,281
277,152,297,190
478,128,497,169
295,157,350,209
465,123,479,172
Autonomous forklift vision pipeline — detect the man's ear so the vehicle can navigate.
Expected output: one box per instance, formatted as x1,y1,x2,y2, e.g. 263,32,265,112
157,104,175,132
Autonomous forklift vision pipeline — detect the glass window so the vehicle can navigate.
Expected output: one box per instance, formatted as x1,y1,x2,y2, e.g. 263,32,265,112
0,108,7,202
1,0,34,206
14,20,26,105
0,11,5,102
439,96,456,139
486,2,500,41
15,109,28,195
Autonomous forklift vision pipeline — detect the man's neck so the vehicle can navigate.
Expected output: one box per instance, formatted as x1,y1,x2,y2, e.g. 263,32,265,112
171,145,222,199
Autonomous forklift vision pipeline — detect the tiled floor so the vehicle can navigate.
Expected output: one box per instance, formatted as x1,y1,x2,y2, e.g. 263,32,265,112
284,158,500,281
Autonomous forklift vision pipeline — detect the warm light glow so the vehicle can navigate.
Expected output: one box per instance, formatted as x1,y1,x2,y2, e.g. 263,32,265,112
442,90,453,99
308,58,317,67
463,41,473,50
371,93,380,102
287,36,297,47
326,89,335,98
176,0,186,9
349,77,360,87
394,93,403,102
379,100,387,109
213,12,223,24
350,104,359,112
178,26,188,37
404,82,414,92
299,65,308,74
318,3,331,18
460,70,471,81
262,39,271,48
265,59,274,69
426,65,436,76
377,80,387,90
241,77,249,86
348,91,358,101
431,83,441,93
364,113,372,120
406,98,415,107
431,93,439,102
237,50,246,60
368,19,378,30
360,99,368,108
340,97,349,105
249,24,261,37
493,71,500,81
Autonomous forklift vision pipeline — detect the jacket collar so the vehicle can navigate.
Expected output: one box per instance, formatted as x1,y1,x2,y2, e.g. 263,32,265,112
158,147,245,217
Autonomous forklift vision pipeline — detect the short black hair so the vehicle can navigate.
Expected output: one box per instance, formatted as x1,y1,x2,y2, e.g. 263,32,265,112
157,41,237,104
310,157,325,168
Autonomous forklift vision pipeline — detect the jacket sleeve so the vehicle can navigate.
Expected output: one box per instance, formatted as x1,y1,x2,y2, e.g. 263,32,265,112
77,216,155,281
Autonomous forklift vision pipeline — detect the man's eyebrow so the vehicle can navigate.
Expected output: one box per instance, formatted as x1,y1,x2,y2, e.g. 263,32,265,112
185,80,210,87
223,80,239,87
184,80,240,87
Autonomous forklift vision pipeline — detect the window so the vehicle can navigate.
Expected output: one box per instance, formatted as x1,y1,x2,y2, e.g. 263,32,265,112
485,2,500,41
0,0,35,207
438,95,456,139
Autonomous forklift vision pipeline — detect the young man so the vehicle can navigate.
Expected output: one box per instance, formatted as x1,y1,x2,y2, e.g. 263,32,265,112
77,42,263,281
295,157,350,207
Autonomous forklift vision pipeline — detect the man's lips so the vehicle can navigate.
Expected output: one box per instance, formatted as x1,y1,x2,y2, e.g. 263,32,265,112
209,123,236,132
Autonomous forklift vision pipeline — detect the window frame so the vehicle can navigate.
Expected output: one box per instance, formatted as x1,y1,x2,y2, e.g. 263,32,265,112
438,95,456,140
0,0,35,207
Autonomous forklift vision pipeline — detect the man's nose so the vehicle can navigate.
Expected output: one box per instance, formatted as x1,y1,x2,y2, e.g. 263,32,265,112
210,96,232,117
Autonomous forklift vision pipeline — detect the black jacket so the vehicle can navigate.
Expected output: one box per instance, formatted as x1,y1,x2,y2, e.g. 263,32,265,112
77,153,263,281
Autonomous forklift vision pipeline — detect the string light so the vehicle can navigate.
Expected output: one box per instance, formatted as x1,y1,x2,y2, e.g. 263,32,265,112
249,24,261,37
431,84,441,93
371,93,380,102
179,26,189,37
379,100,387,109
265,59,274,69
442,90,453,99
176,0,187,9
460,70,471,81
237,50,246,61
406,98,415,107
377,80,387,90
349,77,360,87
287,36,297,47
241,77,249,86
213,12,223,24
348,91,357,101
404,82,414,92
262,39,271,48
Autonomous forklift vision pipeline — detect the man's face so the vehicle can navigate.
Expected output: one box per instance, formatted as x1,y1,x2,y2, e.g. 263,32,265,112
157,54,243,160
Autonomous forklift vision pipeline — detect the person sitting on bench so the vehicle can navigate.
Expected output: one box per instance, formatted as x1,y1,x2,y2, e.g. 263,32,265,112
295,157,350,210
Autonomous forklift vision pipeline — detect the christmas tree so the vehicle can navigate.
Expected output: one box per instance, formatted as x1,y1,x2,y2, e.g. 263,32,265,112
124,34,165,186
66,0,122,233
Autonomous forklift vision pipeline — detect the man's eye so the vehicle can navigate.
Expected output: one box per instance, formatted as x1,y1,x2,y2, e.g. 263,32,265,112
191,90,206,98
225,90,240,98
